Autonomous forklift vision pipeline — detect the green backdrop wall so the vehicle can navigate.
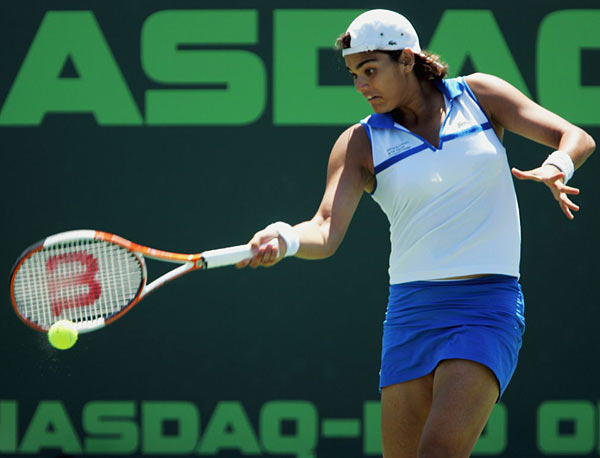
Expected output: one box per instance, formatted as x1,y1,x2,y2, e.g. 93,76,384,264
1,1,598,457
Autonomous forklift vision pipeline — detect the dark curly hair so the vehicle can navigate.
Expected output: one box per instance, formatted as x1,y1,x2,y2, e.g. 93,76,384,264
335,32,448,81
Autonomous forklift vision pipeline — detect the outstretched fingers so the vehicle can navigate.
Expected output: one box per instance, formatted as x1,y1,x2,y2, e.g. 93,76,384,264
556,183,580,196
512,166,582,220
559,194,580,220
551,177,581,220
511,167,544,182
511,167,564,183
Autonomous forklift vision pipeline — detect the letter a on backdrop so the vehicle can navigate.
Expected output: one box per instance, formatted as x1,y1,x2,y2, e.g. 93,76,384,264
0,11,142,126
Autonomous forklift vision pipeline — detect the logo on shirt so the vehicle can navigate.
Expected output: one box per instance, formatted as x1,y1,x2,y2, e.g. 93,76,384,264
448,111,473,132
386,141,413,157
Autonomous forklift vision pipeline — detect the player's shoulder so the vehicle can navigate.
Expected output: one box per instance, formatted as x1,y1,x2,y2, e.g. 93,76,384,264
333,123,370,156
340,122,369,138
335,123,369,148
463,73,520,100
466,72,534,113
330,123,372,168
464,72,502,87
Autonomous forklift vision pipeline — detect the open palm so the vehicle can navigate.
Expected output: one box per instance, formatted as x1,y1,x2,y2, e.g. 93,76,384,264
512,165,580,219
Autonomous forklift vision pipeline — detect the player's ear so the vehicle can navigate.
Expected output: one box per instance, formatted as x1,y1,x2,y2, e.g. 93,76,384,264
400,48,415,72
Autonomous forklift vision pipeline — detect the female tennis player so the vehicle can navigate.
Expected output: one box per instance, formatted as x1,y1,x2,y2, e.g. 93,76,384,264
239,9,595,458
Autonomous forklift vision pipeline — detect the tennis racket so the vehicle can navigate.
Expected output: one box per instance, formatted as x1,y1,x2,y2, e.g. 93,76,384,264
10,230,277,334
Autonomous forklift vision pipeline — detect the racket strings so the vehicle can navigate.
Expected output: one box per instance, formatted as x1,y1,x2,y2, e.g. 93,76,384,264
12,239,144,329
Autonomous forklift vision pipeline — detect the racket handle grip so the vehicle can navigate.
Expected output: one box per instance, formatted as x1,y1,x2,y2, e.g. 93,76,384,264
202,239,279,269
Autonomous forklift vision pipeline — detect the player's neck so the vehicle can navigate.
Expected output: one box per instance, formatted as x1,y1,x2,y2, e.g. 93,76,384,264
392,80,442,128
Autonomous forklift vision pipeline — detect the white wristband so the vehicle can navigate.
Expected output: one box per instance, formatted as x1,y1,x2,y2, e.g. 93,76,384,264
266,222,300,257
542,150,574,184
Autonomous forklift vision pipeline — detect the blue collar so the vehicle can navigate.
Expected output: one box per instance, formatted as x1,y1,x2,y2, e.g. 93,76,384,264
434,77,464,100
365,77,465,128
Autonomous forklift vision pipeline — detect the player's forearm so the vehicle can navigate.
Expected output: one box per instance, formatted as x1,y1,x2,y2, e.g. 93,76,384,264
293,219,340,260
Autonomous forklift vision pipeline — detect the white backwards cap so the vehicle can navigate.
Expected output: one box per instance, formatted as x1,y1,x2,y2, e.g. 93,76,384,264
342,9,421,57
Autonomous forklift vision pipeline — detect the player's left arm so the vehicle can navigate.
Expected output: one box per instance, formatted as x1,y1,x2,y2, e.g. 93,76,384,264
465,72,595,219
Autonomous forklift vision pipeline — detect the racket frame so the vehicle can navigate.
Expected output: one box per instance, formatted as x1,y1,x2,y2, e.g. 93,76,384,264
10,230,262,334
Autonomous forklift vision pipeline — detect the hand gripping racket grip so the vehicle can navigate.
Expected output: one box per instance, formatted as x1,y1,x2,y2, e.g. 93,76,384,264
201,239,280,269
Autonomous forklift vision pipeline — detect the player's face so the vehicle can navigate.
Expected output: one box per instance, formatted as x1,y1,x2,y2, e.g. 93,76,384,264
345,51,407,113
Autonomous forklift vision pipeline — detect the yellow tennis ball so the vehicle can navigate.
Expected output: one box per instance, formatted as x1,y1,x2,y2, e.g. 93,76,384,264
48,320,78,350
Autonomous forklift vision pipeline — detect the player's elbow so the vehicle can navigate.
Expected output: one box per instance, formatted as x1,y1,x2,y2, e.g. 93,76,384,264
575,128,596,168
584,131,596,157
323,239,341,258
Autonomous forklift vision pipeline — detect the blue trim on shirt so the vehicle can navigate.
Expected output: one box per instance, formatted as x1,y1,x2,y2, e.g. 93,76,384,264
374,120,492,174
461,77,494,123
374,143,431,174
364,112,395,129
360,120,372,143
434,78,464,100
366,77,493,175
360,121,378,195
365,78,466,130
370,179,378,195
442,121,493,142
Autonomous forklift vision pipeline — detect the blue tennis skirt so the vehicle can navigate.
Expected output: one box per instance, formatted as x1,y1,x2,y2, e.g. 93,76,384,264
380,275,525,398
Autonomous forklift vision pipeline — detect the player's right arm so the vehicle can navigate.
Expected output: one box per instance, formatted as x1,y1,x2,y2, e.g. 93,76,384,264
239,123,373,268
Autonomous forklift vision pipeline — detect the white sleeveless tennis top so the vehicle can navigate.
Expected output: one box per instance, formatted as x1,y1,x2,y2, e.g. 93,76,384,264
361,77,521,284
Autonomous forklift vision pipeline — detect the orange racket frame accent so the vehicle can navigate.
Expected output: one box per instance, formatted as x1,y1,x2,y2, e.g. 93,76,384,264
10,230,266,334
